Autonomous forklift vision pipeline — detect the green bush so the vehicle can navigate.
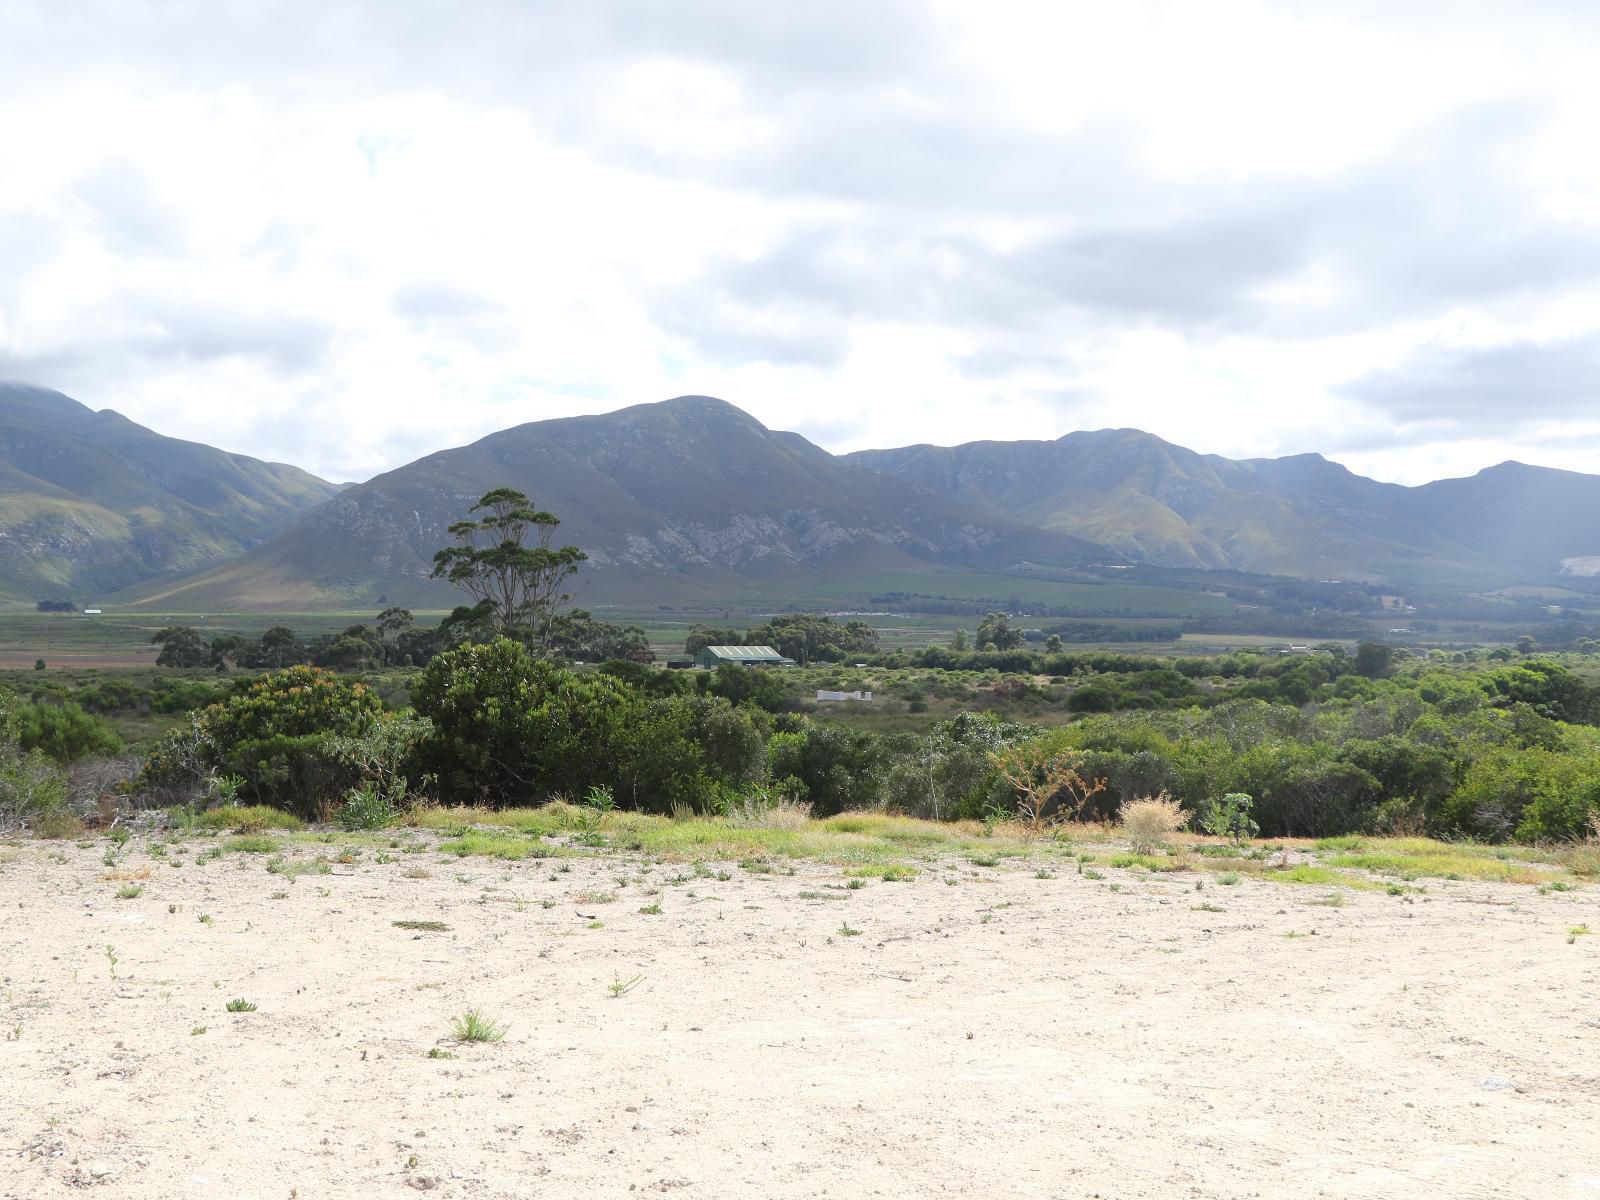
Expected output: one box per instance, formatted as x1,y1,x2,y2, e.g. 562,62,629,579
141,666,389,816
412,639,636,805
613,694,767,813
0,692,68,830
12,702,123,764
338,781,401,830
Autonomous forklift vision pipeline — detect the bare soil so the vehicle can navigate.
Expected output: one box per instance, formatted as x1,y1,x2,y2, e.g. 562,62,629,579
2,838,1597,1198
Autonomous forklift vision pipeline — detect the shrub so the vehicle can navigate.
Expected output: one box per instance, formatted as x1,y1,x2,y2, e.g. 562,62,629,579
1198,792,1259,845
0,691,68,832
338,780,402,831
412,638,636,805
613,694,767,813
140,667,389,816
1120,794,1186,853
12,702,123,764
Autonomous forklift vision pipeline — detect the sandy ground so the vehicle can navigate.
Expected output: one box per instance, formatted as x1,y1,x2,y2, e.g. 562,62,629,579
2,835,1598,1200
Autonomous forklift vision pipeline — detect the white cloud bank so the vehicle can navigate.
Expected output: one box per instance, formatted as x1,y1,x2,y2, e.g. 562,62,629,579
1,0,1598,484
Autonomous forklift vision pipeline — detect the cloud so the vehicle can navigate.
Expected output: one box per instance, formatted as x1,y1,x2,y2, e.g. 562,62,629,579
1,1,1599,485
1340,335,1600,429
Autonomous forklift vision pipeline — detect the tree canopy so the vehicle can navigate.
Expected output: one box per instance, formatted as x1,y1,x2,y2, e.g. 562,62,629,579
430,487,587,648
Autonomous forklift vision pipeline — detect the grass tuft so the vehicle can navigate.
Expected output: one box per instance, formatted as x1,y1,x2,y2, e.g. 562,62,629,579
451,1008,506,1043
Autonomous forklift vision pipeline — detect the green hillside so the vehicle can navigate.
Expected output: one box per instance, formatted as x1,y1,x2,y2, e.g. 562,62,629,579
0,383,342,603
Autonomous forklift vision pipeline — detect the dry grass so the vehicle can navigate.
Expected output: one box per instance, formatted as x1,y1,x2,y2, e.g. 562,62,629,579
1120,795,1186,853
725,794,813,831
101,865,155,882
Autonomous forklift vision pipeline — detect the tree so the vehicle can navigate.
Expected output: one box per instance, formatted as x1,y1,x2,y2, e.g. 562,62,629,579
976,612,1024,651
951,629,968,651
743,614,877,665
152,626,210,669
254,626,306,668
1353,642,1393,680
545,610,652,662
431,488,587,648
685,625,742,656
376,607,414,664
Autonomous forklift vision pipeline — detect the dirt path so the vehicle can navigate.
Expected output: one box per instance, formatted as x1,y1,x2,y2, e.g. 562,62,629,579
2,839,1596,1198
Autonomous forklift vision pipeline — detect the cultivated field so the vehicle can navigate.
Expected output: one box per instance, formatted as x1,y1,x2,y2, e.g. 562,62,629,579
2,816,1597,1198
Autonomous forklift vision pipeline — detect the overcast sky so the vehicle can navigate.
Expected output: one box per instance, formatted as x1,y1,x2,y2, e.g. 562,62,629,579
2,1,1598,485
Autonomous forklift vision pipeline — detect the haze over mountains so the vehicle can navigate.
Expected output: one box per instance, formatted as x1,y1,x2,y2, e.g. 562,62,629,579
3,386,1598,610
848,431,1600,582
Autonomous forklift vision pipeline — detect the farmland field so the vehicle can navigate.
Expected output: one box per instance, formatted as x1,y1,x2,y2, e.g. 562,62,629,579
2,815,1596,1199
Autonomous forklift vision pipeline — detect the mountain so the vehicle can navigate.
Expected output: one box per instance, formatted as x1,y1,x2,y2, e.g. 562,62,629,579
126,396,1111,609
0,383,342,602
846,428,1600,582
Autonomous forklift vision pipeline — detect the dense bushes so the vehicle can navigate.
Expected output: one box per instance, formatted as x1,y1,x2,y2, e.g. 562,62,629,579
413,639,768,812
0,691,68,830
12,701,123,764
142,666,407,817
121,634,1600,842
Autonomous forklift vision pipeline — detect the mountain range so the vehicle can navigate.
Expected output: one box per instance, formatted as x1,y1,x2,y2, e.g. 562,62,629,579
2,385,1598,610
0,384,339,602
846,430,1600,582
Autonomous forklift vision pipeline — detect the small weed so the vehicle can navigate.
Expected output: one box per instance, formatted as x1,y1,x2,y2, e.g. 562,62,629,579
103,944,118,979
1310,892,1346,908
845,878,866,890
576,891,617,904
225,998,257,1013
968,853,999,867
1192,902,1225,912
190,1026,207,1036
116,884,143,900
393,919,451,933
198,914,214,924
451,1009,506,1042
1217,872,1241,886
638,903,662,915
427,1046,457,1059
837,923,862,937
1083,868,1104,880
607,973,645,998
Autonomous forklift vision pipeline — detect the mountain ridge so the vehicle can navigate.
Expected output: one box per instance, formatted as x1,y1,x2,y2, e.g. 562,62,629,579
6,386,1599,609
0,382,342,601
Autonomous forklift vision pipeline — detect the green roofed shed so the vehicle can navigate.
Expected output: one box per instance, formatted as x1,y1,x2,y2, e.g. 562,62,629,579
694,645,797,668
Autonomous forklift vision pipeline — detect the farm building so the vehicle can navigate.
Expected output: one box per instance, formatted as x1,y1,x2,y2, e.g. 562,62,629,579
694,645,797,668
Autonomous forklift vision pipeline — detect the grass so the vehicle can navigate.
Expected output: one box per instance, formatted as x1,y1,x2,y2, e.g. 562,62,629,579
845,863,918,881
222,835,281,855
437,832,545,860
451,1009,506,1042
189,805,302,834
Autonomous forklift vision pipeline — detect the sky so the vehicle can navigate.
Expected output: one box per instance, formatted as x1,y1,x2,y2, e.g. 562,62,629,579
1,1,1598,486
